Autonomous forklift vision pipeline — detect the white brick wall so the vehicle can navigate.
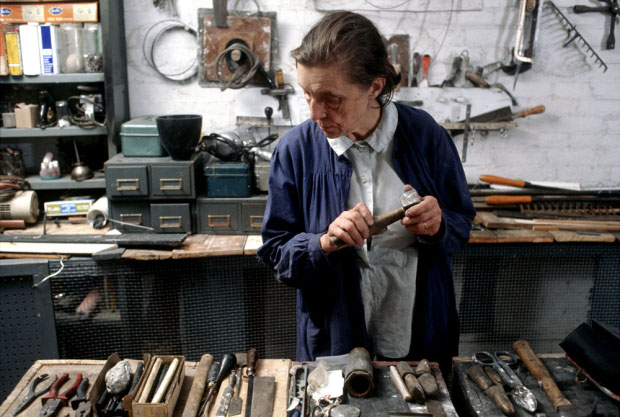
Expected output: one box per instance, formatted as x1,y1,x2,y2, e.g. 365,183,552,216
124,0,619,187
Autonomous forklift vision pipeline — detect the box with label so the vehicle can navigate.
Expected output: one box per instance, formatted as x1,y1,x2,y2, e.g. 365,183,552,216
14,103,39,128
44,198,94,216
0,3,98,23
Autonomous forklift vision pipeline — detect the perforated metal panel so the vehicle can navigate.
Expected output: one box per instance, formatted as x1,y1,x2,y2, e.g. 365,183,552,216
39,244,619,368
0,260,58,403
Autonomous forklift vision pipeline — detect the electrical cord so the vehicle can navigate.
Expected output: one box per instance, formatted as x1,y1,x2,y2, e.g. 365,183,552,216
198,132,278,164
67,96,106,128
215,43,260,90
142,19,198,82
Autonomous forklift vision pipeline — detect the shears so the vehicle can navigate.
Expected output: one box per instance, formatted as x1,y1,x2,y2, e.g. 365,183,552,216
12,374,58,416
473,351,538,413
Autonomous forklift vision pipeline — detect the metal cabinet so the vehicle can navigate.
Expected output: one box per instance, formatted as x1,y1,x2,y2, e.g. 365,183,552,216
197,196,266,234
106,165,149,198
109,201,151,233
151,203,193,233
151,165,193,197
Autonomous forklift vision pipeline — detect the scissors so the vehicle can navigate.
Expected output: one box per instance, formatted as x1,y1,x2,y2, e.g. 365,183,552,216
12,374,58,416
473,351,538,413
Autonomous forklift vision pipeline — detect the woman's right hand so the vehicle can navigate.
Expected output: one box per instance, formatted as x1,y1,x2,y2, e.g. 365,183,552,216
320,202,374,254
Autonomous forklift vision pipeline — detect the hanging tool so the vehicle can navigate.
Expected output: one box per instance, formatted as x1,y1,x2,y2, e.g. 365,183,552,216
13,374,58,416
244,348,258,417
473,352,538,413
573,0,619,50
215,371,236,417
462,105,545,123
461,104,471,163
412,53,422,87
465,72,518,106
330,188,422,250
513,340,596,417
545,1,608,72
513,0,541,89
420,55,431,87
40,373,83,417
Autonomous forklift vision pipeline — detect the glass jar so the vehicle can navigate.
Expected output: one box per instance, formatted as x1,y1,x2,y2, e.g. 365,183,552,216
58,23,84,73
83,23,103,73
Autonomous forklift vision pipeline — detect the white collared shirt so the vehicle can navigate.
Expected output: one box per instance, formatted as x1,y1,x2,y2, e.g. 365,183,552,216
327,101,419,358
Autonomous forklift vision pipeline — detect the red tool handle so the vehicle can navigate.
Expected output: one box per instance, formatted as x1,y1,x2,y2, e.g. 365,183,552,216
480,175,527,188
515,105,545,118
485,195,533,205
422,55,431,81
57,373,82,406
41,373,69,404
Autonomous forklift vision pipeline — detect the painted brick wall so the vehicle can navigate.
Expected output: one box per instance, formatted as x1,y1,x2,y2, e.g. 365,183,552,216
124,0,619,187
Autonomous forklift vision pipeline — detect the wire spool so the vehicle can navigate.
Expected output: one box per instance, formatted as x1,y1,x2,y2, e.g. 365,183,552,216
214,40,260,90
143,19,198,82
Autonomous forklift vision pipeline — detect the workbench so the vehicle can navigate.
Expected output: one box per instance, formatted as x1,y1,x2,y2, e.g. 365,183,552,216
451,355,619,417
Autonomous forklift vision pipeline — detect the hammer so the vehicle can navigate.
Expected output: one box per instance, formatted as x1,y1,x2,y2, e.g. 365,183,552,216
330,188,422,250
513,340,595,417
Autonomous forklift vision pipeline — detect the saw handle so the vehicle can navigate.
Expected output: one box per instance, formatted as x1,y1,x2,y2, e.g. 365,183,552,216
515,105,545,118
485,196,533,205
513,340,572,411
480,175,526,188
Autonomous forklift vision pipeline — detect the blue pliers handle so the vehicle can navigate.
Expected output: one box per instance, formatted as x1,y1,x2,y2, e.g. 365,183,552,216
12,374,58,416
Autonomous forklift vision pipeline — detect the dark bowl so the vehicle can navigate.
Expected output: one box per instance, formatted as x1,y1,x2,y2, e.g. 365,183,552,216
156,114,203,160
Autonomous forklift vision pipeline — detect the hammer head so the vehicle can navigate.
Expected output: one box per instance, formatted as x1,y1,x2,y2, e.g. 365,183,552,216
400,188,422,209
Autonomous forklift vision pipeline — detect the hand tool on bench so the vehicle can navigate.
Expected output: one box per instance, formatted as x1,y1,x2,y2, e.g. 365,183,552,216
13,374,58,416
71,377,89,410
40,373,83,417
390,366,413,401
480,175,620,197
228,367,244,416
244,348,258,417
466,364,515,416
201,354,236,416
330,188,422,250
249,376,275,417
198,361,220,416
513,340,595,417
152,358,180,403
138,358,162,403
395,362,425,403
482,195,620,205
183,355,214,417
215,371,236,417
473,351,538,413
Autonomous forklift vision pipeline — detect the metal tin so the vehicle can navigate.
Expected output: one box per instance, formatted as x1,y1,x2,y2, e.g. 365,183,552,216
204,161,252,198
120,116,167,157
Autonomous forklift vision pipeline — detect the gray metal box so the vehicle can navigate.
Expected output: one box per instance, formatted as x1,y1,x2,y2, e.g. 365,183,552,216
197,196,266,234
105,164,149,198
151,203,193,234
151,165,193,198
109,200,151,233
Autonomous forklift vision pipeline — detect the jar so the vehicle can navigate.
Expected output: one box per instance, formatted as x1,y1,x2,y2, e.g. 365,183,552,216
59,23,84,73
83,23,103,73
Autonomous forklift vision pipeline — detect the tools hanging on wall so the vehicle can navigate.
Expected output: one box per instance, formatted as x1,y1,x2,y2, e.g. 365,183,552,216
510,0,542,90
573,0,619,50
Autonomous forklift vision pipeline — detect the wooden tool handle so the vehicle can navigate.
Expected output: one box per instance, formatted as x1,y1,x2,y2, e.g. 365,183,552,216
370,207,406,233
182,354,213,417
515,105,545,118
247,348,258,376
513,340,572,410
389,366,412,401
152,358,179,403
485,195,533,205
465,72,490,88
480,175,526,188
0,220,25,229
138,358,162,403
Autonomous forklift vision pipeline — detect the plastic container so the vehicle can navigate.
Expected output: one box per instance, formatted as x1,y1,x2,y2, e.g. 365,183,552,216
120,116,168,157
204,161,252,197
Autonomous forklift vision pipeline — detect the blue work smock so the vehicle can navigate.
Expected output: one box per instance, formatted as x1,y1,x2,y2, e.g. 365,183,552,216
257,102,475,367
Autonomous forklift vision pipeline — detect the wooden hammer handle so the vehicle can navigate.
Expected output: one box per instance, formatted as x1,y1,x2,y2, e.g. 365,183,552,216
515,105,545,118
480,175,526,188
513,340,572,410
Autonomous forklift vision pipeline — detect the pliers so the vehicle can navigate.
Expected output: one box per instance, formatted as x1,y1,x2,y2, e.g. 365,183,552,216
40,373,83,417
12,374,58,416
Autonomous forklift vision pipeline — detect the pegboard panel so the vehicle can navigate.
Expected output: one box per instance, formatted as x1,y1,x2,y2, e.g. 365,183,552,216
198,10,277,87
0,260,58,404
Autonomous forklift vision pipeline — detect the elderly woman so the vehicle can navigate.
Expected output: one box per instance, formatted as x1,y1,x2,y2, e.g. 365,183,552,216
257,11,475,371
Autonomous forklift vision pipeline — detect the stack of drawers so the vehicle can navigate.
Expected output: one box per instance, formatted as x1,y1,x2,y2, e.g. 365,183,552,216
104,154,203,233
196,195,267,235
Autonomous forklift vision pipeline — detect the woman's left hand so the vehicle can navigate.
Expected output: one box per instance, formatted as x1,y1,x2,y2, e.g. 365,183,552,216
401,190,442,236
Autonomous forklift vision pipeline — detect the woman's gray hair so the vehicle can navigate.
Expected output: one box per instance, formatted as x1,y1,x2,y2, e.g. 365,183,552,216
291,11,401,107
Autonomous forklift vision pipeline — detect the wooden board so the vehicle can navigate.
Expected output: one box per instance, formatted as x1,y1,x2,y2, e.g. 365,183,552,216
549,230,617,243
243,234,263,255
495,229,553,243
469,230,498,244
3,221,108,236
203,235,247,256
172,234,211,259
122,249,173,261
0,241,117,255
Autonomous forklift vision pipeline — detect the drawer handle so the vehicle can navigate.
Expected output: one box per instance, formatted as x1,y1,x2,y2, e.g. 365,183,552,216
160,178,183,190
249,215,263,228
116,178,140,191
160,216,183,228
119,213,142,225
208,215,231,227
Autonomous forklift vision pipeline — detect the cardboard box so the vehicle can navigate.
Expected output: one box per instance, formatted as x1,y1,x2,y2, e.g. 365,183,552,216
132,355,185,417
44,199,94,216
0,3,98,23
90,353,149,417
14,103,39,128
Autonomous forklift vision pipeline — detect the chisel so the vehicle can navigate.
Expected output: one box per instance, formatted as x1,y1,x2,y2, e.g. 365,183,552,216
215,372,236,417
244,348,258,417
201,354,236,416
